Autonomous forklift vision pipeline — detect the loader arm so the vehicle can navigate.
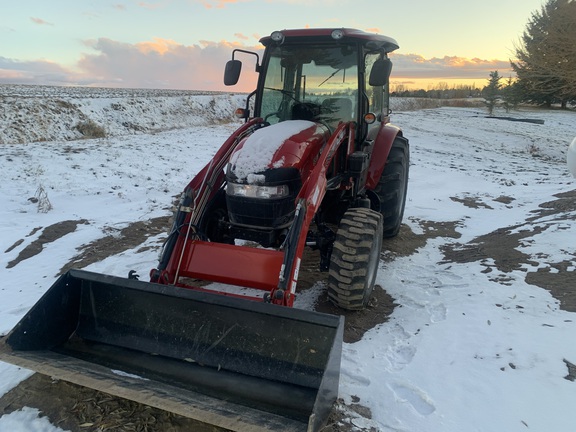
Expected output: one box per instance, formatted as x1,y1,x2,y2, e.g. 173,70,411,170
151,118,263,285
187,118,264,227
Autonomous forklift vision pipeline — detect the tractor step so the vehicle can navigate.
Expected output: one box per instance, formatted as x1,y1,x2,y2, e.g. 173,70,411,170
0,269,343,432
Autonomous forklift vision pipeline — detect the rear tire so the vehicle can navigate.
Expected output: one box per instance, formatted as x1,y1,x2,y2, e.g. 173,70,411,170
374,136,409,238
327,207,383,310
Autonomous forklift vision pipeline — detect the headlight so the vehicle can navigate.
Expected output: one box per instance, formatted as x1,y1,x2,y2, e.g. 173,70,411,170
270,31,285,44
331,29,345,40
227,183,290,199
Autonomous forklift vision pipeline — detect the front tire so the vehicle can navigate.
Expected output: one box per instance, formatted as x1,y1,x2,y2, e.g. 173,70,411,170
327,207,383,310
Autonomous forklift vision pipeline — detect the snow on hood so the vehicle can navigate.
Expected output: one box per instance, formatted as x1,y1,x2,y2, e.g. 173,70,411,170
229,120,315,183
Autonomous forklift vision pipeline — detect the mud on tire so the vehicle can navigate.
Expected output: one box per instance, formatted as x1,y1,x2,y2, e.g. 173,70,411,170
327,207,383,310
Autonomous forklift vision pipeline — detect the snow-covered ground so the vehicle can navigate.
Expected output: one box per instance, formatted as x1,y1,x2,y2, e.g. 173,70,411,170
1,88,575,431
0,84,244,144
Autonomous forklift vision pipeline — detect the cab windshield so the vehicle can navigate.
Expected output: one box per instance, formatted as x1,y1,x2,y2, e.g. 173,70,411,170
260,44,359,128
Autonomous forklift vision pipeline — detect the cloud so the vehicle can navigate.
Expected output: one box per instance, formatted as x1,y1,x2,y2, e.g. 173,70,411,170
0,57,76,85
30,17,53,26
137,1,171,10
0,37,514,91
391,53,512,80
75,37,262,90
200,0,245,9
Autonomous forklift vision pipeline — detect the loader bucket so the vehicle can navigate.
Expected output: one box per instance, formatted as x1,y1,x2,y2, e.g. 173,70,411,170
0,269,343,432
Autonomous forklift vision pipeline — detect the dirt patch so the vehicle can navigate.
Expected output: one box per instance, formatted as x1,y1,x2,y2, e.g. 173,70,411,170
314,286,397,344
450,195,493,209
525,260,576,312
5,216,169,273
0,374,226,432
493,195,515,205
440,224,546,273
441,190,576,310
6,220,89,268
528,189,576,221
59,216,170,274
321,398,377,432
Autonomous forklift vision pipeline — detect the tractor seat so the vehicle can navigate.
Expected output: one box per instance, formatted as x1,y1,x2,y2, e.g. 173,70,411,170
321,98,354,123
291,102,321,121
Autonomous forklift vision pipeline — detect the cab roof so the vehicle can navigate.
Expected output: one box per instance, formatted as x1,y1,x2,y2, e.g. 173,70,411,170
259,28,399,54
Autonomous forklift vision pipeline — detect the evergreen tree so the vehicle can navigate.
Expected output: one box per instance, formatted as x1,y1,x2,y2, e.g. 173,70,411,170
483,71,502,116
511,0,576,108
501,77,523,112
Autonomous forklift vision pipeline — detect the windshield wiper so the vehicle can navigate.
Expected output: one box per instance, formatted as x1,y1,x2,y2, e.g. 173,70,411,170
264,87,299,102
319,69,342,87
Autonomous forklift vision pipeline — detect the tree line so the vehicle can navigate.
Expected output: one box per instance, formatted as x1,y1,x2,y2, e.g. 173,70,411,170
391,84,484,100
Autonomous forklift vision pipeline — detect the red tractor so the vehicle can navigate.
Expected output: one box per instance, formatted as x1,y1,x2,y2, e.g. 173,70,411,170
1,28,408,432
151,27,409,310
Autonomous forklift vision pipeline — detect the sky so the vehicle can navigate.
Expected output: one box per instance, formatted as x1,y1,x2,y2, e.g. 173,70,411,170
0,0,548,91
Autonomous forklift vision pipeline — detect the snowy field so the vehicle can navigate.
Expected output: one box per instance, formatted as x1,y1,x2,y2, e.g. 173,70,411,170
1,87,576,431
0,84,244,144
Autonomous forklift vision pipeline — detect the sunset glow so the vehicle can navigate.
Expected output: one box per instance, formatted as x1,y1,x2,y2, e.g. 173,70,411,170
0,0,546,91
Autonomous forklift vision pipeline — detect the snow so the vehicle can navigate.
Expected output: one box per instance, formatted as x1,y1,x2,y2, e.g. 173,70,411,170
1,88,576,431
229,119,315,182
0,408,68,432
0,85,245,144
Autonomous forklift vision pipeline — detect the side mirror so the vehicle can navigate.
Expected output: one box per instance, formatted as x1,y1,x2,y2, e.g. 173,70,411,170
369,58,392,87
224,60,242,86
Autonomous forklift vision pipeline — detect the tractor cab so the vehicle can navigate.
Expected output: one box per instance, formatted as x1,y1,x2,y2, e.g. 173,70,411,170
226,28,398,140
259,42,359,129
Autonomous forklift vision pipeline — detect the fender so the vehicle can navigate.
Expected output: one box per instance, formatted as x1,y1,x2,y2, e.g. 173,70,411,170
365,123,403,190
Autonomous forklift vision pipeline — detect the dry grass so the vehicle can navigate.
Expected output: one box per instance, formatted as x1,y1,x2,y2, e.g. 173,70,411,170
75,120,107,138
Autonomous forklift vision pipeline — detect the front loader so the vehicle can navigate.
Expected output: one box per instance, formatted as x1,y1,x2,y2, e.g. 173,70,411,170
0,28,409,431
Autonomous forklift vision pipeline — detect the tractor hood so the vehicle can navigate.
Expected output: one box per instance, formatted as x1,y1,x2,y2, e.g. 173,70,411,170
227,120,329,184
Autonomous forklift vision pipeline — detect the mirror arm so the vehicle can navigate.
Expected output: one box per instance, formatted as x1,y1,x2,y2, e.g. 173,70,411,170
232,49,261,72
